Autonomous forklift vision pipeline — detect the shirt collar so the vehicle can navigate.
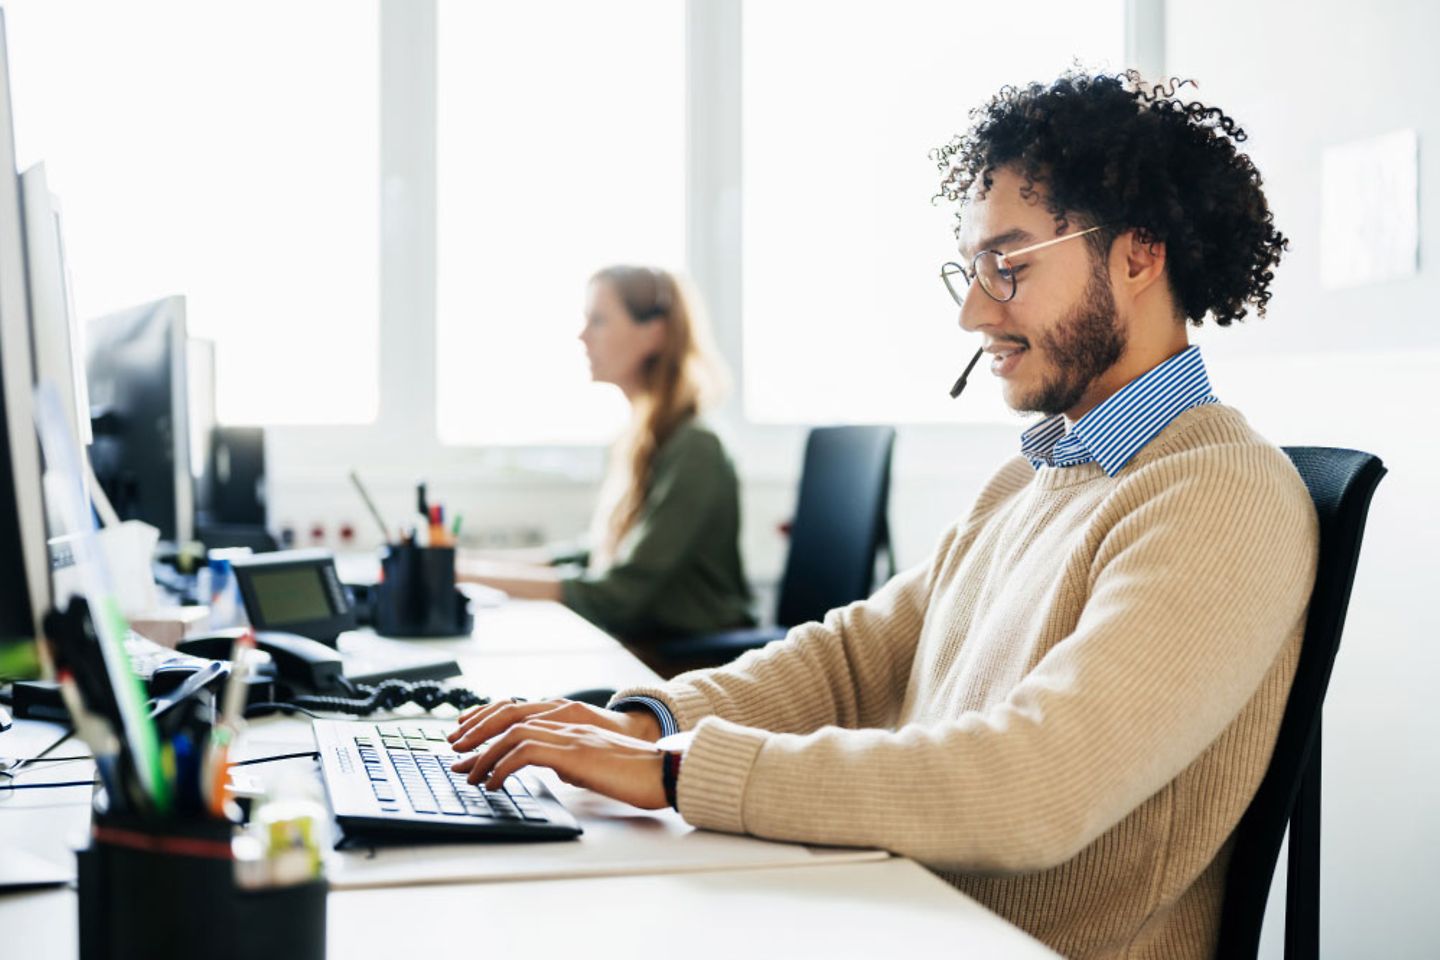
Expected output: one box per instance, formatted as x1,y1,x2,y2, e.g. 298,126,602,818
1020,345,1216,477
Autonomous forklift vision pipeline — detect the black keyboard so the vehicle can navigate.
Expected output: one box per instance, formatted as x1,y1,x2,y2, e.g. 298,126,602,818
313,719,582,841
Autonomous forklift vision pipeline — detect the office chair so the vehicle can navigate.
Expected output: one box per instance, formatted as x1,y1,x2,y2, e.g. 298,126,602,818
650,425,897,673
1215,447,1386,960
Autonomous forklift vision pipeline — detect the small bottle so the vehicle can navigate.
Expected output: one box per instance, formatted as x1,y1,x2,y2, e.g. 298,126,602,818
208,558,236,633
206,557,239,630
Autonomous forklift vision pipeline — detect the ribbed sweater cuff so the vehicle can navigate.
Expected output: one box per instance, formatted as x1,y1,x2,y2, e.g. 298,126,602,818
674,717,770,833
610,683,716,731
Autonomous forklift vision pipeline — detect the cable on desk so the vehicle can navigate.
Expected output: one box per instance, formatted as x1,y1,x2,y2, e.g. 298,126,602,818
0,728,75,779
246,678,488,719
232,751,320,767
0,756,94,782
0,755,93,768
242,702,329,721
0,779,98,792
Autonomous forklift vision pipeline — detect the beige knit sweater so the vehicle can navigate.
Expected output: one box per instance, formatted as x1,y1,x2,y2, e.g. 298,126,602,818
616,404,1319,959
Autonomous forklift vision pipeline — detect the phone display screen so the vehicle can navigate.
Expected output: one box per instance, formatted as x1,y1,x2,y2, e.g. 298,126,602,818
247,568,333,626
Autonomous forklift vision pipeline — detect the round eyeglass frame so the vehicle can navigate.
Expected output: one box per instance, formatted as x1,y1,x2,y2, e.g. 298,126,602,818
940,224,1106,306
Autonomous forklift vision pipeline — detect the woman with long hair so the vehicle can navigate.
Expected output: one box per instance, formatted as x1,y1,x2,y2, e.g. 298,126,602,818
460,265,754,641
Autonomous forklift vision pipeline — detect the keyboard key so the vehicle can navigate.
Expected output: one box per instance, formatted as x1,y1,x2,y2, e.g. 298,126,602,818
423,729,447,742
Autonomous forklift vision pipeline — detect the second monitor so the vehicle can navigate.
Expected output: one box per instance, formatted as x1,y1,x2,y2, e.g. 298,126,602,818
85,295,195,546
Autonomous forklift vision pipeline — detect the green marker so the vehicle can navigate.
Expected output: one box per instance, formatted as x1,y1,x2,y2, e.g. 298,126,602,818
100,594,171,814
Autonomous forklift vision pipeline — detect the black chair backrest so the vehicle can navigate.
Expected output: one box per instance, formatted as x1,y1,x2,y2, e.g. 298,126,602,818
775,425,896,628
1216,447,1385,960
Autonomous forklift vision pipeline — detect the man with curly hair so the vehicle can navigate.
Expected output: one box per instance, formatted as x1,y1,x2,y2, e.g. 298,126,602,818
446,70,1318,959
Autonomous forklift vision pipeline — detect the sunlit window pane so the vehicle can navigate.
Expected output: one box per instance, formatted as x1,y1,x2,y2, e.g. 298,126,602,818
742,0,1124,425
435,0,686,446
6,1,380,425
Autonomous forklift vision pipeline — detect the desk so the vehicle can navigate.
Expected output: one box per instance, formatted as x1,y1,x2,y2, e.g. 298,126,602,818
0,599,1058,959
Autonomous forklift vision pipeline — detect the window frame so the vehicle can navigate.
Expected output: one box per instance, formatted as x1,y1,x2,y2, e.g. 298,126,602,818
267,0,1160,487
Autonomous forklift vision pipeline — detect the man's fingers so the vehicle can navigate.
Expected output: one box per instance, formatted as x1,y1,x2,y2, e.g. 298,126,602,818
458,721,574,784
450,697,540,737
448,700,510,739
486,740,574,791
449,700,561,750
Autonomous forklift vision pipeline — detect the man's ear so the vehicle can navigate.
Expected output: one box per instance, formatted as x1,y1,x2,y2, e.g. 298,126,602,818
1115,228,1167,297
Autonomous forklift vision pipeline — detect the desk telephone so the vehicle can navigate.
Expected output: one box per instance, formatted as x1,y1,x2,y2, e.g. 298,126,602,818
154,627,485,718
155,549,484,717
11,551,483,725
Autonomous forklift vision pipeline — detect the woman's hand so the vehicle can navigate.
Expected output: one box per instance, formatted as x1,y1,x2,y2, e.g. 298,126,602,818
450,719,669,810
448,697,662,753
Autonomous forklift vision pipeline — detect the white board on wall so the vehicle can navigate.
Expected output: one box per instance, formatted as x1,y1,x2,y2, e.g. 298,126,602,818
1320,128,1419,290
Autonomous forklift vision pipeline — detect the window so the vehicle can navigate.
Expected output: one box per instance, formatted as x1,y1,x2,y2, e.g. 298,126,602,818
741,0,1125,425
5,0,380,425
434,0,686,446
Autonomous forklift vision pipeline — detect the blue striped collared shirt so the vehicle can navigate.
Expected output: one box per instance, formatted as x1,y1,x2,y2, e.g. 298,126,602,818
1019,345,1217,477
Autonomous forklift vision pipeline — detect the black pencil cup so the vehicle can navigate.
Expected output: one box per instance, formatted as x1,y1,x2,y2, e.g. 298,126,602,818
77,816,326,960
374,543,474,637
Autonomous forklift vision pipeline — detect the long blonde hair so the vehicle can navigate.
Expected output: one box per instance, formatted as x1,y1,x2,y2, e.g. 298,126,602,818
592,265,726,565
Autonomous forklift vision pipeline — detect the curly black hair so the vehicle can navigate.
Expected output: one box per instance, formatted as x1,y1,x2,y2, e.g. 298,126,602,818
932,69,1287,326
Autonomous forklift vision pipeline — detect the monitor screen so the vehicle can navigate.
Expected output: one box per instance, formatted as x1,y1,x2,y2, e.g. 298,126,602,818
0,10,51,680
85,295,194,545
21,162,90,452
247,567,335,626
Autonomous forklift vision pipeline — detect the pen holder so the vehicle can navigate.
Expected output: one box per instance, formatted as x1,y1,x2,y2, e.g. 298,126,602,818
77,816,327,960
374,543,474,637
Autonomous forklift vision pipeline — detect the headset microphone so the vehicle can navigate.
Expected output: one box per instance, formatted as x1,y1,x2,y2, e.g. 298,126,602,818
949,347,984,400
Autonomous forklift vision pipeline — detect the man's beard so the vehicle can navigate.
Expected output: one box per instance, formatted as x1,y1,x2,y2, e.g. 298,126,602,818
1016,267,1126,417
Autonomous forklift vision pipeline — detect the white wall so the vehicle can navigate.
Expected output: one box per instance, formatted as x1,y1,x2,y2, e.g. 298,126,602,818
1164,2,1439,956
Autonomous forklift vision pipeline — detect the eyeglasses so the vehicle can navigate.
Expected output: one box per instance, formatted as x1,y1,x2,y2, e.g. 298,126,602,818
940,225,1105,306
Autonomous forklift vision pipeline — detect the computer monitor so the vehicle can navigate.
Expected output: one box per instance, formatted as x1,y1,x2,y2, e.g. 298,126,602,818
21,162,90,454
0,10,51,684
85,295,195,546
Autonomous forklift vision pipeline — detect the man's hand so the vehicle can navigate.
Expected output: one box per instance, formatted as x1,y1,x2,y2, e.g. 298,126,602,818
447,697,661,752
450,719,669,810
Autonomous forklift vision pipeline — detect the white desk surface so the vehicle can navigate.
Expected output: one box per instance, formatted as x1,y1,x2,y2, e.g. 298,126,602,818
0,599,1056,958
2,858,1058,959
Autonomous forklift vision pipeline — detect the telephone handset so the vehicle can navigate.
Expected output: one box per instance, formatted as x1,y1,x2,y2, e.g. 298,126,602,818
176,629,345,694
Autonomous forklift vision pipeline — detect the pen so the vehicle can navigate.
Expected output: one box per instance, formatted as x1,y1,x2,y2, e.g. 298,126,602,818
349,470,393,544
429,504,447,547
172,732,202,815
57,670,124,808
206,630,254,815
451,513,464,539
218,630,255,734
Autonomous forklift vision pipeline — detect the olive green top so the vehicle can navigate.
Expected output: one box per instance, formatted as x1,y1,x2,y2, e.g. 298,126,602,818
561,419,755,639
